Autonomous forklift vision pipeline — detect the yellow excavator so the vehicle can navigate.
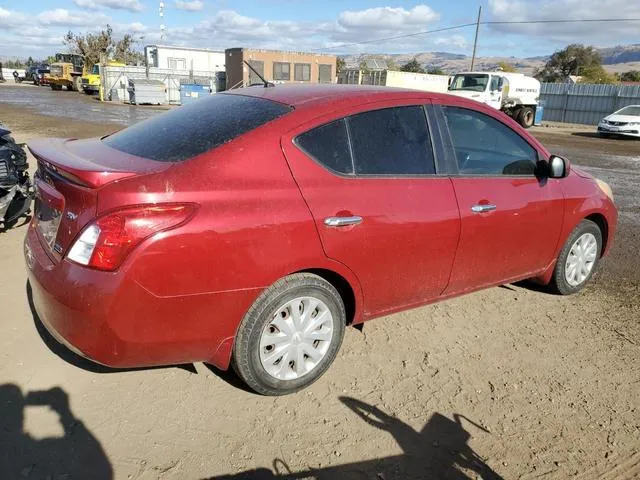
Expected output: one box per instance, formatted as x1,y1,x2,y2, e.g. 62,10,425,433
46,53,85,91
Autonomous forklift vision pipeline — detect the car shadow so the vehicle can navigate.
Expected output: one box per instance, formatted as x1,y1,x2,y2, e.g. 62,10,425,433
26,281,197,375
0,383,113,479
571,132,640,140
204,397,503,480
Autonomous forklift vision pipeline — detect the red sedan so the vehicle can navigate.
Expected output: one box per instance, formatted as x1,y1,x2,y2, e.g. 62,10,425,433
24,85,617,395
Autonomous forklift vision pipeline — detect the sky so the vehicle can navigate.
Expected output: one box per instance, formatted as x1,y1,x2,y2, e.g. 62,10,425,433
0,0,639,59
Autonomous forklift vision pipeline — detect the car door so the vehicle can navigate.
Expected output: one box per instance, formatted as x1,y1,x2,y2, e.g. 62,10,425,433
282,102,461,317
435,103,565,294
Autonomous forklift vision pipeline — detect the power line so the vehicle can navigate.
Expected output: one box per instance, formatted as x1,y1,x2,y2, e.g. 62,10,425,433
315,17,640,53
309,23,476,51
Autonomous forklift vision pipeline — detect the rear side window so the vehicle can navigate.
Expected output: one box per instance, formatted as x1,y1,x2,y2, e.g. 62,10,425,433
295,119,353,174
104,94,292,162
348,106,435,175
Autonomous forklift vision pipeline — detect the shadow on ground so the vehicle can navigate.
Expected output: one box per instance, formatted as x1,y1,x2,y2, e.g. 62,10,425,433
0,384,113,479
26,281,197,375
571,131,640,140
206,397,503,480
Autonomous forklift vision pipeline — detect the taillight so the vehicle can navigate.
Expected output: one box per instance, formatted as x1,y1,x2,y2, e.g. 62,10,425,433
67,204,196,271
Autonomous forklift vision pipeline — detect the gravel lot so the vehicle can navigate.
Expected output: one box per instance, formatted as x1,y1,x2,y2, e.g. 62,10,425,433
1,84,639,480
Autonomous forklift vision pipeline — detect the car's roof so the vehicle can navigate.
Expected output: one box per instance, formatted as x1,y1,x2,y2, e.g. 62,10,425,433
224,84,449,110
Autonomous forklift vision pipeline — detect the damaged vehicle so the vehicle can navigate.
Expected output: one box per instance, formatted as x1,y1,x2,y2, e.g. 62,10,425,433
0,123,33,229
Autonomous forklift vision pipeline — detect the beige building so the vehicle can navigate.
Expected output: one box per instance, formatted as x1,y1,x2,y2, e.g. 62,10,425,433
225,48,337,89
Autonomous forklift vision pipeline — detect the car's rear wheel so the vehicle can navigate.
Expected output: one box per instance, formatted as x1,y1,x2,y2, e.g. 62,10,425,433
551,220,602,295
233,273,346,395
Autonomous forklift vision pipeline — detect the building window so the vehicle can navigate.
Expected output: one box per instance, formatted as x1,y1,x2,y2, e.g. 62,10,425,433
318,64,332,83
168,58,186,70
273,62,290,81
294,63,311,82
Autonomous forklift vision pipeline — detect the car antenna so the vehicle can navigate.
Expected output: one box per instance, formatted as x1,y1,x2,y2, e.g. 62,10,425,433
243,60,275,88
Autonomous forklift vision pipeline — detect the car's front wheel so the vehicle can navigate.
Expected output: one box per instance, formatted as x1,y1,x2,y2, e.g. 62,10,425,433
551,219,603,295
233,273,346,395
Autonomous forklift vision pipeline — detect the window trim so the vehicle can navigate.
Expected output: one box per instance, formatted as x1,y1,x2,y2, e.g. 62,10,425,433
294,63,311,82
273,62,291,81
439,105,541,178
293,104,442,179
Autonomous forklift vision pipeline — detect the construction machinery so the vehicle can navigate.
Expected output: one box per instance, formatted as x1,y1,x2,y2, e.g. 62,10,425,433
46,54,85,91
80,61,125,95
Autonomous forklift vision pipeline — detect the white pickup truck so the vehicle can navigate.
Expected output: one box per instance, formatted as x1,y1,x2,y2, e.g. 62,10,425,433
447,71,541,128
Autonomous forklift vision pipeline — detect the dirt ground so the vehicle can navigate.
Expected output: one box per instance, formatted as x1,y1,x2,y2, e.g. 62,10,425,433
1,84,639,480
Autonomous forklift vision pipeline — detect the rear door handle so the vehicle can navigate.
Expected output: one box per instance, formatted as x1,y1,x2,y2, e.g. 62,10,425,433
471,204,497,213
324,216,363,227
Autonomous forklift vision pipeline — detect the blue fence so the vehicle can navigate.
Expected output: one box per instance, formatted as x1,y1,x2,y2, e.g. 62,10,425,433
540,83,640,125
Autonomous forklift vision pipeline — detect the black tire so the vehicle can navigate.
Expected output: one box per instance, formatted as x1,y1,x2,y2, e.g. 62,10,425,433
550,220,602,295
517,106,535,129
233,273,346,396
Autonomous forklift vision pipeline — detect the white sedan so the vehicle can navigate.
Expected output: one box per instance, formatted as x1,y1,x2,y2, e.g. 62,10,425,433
598,105,640,138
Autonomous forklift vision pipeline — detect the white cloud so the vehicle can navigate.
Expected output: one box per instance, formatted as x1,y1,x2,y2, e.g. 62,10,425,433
72,0,143,13
488,0,640,44
37,9,110,27
175,0,204,12
433,35,468,49
338,5,439,29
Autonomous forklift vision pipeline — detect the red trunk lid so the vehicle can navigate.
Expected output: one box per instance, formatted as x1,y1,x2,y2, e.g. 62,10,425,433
28,137,171,262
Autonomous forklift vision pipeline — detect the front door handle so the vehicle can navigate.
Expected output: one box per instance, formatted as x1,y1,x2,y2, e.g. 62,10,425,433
324,216,363,227
471,204,497,213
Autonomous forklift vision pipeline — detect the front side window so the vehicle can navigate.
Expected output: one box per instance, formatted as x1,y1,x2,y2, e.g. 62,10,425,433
273,62,290,81
294,63,311,82
348,106,435,175
443,106,538,176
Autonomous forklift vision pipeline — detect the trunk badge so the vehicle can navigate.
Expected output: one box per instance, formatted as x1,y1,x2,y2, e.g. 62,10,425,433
66,211,78,221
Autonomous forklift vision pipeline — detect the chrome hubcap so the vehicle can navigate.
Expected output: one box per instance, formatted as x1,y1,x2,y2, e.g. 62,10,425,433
259,296,334,381
565,233,598,286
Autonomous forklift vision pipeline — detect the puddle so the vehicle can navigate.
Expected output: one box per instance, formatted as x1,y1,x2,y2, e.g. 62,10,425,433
0,85,163,126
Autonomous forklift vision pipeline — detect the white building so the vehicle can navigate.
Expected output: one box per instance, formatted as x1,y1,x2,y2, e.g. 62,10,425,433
144,45,225,72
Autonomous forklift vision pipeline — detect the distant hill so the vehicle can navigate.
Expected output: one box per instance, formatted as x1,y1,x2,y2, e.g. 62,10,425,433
341,44,640,76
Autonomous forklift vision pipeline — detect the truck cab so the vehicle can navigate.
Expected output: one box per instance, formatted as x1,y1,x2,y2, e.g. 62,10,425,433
448,71,541,128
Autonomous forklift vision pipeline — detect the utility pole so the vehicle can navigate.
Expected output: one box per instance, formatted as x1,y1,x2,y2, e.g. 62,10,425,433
470,6,482,71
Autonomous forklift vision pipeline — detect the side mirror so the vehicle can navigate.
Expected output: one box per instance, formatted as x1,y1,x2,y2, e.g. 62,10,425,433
548,155,571,179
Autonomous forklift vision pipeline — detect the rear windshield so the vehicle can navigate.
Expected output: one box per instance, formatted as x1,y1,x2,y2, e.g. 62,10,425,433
103,94,292,162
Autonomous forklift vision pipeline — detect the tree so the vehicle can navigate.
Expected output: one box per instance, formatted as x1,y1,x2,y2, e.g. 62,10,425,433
426,66,445,75
496,61,517,73
619,70,640,82
386,58,398,71
578,64,617,84
535,44,603,82
63,24,142,68
336,57,346,74
359,60,370,73
400,58,425,74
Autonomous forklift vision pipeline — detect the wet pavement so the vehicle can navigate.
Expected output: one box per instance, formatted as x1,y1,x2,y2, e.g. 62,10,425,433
0,84,164,126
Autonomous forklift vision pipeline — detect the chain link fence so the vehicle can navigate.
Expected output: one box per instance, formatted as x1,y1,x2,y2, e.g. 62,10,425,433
100,65,225,105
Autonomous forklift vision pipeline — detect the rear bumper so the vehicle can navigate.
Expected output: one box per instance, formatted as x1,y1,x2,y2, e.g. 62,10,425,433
24,224,260,369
